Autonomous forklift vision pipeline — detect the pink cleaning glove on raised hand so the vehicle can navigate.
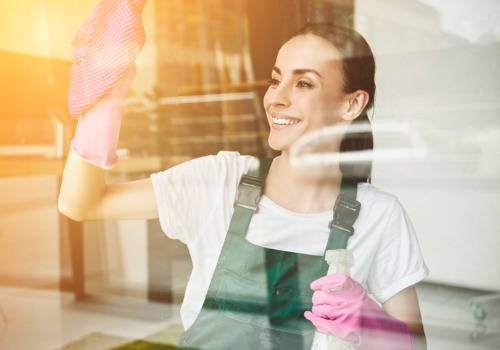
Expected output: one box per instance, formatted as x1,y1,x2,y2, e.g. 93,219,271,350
68,0,146,168
72,66,137,168
68,0,147,117
304,274,412,350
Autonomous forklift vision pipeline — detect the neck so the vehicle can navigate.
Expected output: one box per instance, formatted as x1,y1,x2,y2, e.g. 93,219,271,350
264,152,344,213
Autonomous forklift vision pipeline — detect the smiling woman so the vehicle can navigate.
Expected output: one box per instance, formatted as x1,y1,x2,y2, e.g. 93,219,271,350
266,35,354,138
265,24,375,184
264,34,349,152
58,2,427,347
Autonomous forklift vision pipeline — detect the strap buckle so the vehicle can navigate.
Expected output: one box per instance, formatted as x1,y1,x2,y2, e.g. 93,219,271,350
234,174,263,212
329,195,361,235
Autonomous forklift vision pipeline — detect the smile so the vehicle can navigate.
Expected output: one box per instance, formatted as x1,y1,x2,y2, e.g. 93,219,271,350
272,117,301,125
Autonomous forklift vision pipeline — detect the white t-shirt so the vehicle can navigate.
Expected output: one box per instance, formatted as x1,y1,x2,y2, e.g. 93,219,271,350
151,151,429,330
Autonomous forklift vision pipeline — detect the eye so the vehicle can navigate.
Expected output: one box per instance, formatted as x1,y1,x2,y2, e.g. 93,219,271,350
296,80,313,88
268,78,280,87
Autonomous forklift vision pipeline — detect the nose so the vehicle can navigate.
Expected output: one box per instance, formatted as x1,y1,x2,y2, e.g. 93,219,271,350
265,83,291,107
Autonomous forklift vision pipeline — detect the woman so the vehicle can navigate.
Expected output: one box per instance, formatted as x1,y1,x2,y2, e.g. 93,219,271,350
59,19,428,349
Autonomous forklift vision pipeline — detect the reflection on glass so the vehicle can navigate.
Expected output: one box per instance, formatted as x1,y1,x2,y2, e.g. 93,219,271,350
0,0,499,349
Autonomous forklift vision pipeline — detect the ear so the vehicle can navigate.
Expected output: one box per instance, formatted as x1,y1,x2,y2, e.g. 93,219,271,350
341,90,370,121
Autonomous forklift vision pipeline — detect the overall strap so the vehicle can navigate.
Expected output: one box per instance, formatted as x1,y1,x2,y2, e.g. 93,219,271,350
231,157,361,250
325,178,361,250
229,158,272,237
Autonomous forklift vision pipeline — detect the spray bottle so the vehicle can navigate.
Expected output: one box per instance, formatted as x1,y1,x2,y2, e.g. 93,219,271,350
311,249,354,350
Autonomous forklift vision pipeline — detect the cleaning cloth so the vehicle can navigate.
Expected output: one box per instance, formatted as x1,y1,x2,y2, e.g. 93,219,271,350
68,0,147,117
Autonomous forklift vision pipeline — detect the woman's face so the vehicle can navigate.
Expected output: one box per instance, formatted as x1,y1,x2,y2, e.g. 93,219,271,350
263,33,350,153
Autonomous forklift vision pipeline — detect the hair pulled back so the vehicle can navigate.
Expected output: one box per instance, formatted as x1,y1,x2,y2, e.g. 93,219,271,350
293,23,376,183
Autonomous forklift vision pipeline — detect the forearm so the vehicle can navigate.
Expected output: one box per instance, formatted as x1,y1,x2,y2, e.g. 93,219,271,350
58,149,107,221
384,286,427,350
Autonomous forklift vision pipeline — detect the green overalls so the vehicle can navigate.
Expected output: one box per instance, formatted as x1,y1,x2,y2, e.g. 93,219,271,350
178,159,360,350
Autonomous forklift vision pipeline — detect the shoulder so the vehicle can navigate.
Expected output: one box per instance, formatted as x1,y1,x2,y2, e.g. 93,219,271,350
357,183,418,249
355,182,413,237
358,182,400,214
213,151,256,172
152,151,255,180
149,151,257,243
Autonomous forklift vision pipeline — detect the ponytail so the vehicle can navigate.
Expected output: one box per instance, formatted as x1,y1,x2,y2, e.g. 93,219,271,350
339,111,373,183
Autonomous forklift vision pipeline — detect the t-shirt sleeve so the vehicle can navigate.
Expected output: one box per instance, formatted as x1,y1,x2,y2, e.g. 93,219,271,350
367,199,429,303
150,151,253,245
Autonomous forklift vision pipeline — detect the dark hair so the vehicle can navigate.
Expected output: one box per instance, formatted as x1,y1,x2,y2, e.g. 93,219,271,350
293,23,376,183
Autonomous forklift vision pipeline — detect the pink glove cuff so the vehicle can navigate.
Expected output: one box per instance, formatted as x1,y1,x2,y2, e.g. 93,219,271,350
68,0,146,117
71,65,137,169
71,108,122,169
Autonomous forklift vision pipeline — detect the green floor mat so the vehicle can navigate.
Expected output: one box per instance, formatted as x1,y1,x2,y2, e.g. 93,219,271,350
61,323,183,350
109,339,176,350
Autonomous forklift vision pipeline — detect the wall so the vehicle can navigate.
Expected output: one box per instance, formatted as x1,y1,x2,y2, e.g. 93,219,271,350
355,0,500,291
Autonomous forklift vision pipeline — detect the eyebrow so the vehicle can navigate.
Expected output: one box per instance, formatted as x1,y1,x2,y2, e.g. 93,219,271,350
273,66,323,79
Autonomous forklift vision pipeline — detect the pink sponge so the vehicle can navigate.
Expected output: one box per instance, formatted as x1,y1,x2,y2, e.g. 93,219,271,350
68,0,147,117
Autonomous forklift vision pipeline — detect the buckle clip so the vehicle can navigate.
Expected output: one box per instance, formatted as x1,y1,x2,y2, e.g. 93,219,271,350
234,174,263,211
329,195,361,235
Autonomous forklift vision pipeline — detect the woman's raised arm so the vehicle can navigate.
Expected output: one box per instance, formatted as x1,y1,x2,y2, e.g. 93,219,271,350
58,68,158,222
58,150,158,222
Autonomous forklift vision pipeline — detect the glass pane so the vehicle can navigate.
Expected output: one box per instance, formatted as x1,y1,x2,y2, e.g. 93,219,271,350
1,1,499,349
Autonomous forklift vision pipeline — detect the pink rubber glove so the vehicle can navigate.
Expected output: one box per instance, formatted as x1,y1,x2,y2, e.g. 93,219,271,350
68,0,147,117
71,66,137,168
304,274,412,350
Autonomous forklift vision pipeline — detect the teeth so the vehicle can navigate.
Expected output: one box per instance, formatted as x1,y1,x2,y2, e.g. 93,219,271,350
273,117,299,125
